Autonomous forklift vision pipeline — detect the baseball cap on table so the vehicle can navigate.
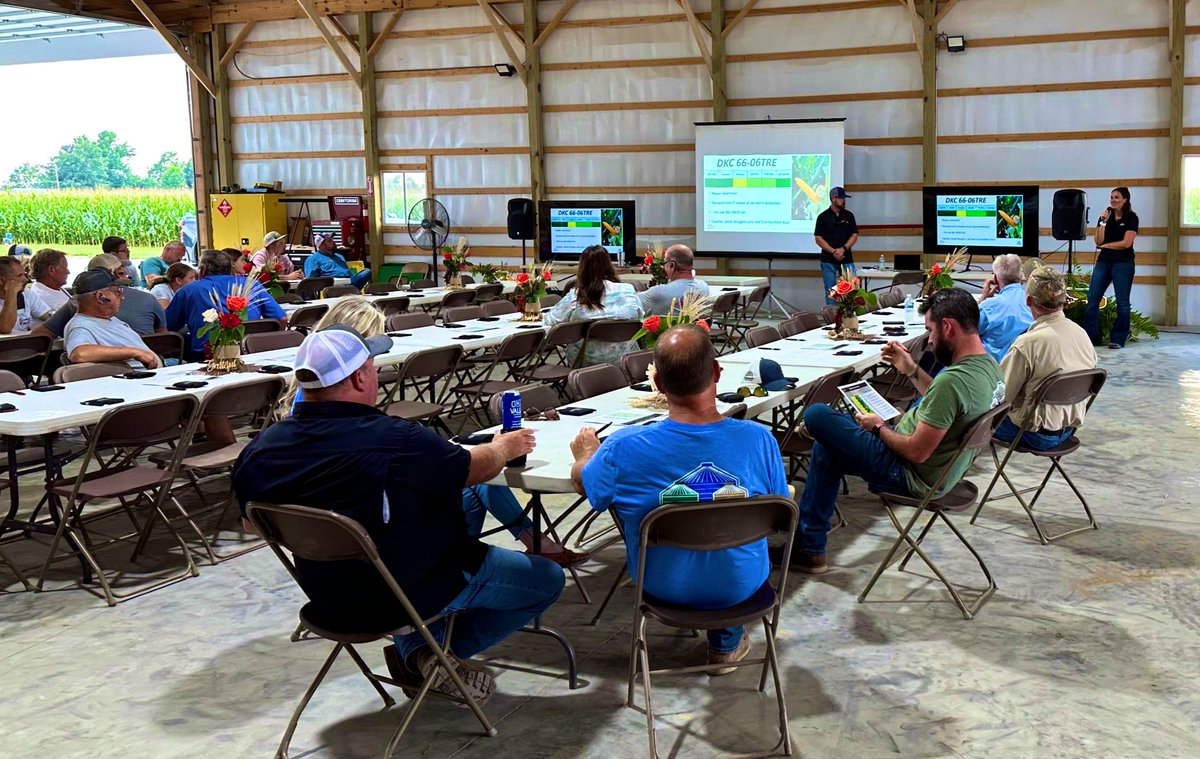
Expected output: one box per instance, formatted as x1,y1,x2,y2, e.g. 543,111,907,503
263,230,287,247
830,187,851,199
759,358,798,392
294,325,393,390
74,268,120,295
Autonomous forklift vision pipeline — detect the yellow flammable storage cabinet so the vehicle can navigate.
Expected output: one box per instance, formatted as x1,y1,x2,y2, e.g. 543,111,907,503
210,192,289,250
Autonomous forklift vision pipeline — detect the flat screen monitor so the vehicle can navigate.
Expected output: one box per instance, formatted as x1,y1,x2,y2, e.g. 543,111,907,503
923,185,1040,257
537,200,637,264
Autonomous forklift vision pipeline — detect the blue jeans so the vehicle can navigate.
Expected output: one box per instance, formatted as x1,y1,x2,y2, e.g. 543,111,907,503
797,404,910,556
994,418,1074,451
1084,258,1134,346
351,269,373,290
821,261,856,305
461,486,533,539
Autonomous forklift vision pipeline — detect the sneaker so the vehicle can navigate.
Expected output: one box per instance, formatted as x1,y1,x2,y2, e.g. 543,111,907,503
791,552,829,574
1107,342,1122,350
417,650,497,706
707,635,752,676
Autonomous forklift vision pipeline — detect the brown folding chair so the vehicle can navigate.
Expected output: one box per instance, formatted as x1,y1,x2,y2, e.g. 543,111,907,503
745,326,781,348
0,332,53,386
514,320,590,398
972,368,1107,543
287,304,328,333
398,262,432,284
706,291,741,353
322,285,359,299
878,288,906,309
779,311,822,337
858,403,1010,620
243,331,304,354
580,319,641,364
408,278,436,290
365,282,398,295
445,329,544,432
482,299,518,316
386,312,434,331
430,289,476,316
444,305,484,323
246,502,495,759
567,364,628,401
297,277,333,300
377,295,411,317
539,293,562,308
474,283,503,303
821,305,839,324
35,394,201,606
382,345,464,436
726,285,771,347
275,292,305,305
140,331,187,363
870,270,926,293
619,349,654,384
628,497,798,759
53,363,130,383
242,319,283,336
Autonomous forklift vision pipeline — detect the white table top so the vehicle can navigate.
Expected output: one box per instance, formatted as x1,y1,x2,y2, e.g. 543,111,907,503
857,267,990,284
621,273,768,287
280,281,518,315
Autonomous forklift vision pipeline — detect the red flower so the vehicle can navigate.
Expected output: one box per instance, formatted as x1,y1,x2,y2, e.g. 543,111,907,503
642,315,662,332
542,271,553,280
257,272,271,285
465,249,471,257
218,312,242,329
225,295,249,312
644,255,654,266
854,296,866,306
241,248,251,255
443,252,452,260
242,261,253,273
931,263,942,275
273,263,283,272
695,319,710,333
516,272,530,284
834,280,854,296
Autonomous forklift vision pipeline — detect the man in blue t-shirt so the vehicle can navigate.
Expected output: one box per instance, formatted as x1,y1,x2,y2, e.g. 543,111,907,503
166,249,286,360
977,253,1033,362
571,324,789,674
305,233,373,289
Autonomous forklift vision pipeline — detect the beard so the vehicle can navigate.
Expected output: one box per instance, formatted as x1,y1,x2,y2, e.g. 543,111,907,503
930,326,955,366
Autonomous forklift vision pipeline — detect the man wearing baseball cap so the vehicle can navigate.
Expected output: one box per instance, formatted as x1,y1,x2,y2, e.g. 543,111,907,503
813,187,859,305
232,325,562,705
62,268,161,369
252,231,302,281
304,233,373,290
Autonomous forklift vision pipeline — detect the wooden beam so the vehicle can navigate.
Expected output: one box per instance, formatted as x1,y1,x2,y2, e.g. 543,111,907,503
524,0,546,217
934,0,959,24
219,21,258,70
533,0,577,48
676,0,713,37
327,14,357,50
712,0,728,276
478,0,526,82
128,0,217,97
366,8,404,60
920,0,937,265
360,11,384,275
677,0,713,74
722,0,759,38
295,0,363,90
211,25,236,190
905,0,923,56
187,32,214,250
1165,0,1186,326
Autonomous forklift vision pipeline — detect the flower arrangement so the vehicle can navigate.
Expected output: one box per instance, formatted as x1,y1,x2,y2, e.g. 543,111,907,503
196,273,261,374
514,264,554,320
827,267,877,319
442,236,471,286
632,291,712,348
472,262,500,284
242,258,285,299
921,247,970,297
641,241,668,286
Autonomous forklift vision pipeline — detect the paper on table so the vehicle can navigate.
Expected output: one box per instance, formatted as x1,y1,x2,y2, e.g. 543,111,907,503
839,379,902,421
590,409,666,426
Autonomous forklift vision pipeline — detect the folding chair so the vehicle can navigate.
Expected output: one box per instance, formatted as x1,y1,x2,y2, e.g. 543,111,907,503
377,295,411,317
514,320,590,399
445,329,544,432
870,270,926,293
775,367,857,528
878,288,905,309
821,305,839,325
430,289,475,317
567,364,628,401
858,403,1010,620
246,502,495,759
53,363,129,383
287,304,328,333
297,277,333,300
579,319,641,363
444,305,485,323
242,319,283,336
243,330,305,354
382,345,464,436
725,285,771,347
398,262,432,284
707,291,742,353
275,292,305,305
972,368,1107,543
0,333,53,386
35,395,202,606
482,299,518,316
474,283,504,303
386,311,434,331
539,294,562,308
628,497,798,759
322,285,359,298
408,278,436,290
779,311,822,337
141,331,186,363
746,326,781,348
619,349,654,384
365,282,398,295
864,333,928,412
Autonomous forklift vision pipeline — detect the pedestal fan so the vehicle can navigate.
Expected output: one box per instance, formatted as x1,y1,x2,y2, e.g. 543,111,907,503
407,198,451,285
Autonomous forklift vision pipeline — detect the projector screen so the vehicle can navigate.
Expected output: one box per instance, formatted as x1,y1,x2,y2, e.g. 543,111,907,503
695,119,846,257
922,185,1041,257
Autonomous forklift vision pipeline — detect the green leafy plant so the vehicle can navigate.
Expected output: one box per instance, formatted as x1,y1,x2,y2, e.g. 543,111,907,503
0,189,193,245
472,263,500,284
1063,272,1159,343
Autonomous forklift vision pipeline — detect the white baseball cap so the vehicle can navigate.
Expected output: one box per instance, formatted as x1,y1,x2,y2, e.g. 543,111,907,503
263,230,287,247
293,325,392,390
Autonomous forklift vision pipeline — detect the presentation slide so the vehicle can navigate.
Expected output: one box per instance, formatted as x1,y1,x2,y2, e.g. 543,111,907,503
935,194,1024,248
548,207,624,257
696,119,845,256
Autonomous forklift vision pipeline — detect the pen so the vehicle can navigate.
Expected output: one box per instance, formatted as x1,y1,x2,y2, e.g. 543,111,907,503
595,422,613,436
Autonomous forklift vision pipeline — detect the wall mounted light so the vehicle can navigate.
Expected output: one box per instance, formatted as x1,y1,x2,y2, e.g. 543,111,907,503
494,63,516,77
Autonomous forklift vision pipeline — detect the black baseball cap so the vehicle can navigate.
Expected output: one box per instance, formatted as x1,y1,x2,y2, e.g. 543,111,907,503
74,268,120,295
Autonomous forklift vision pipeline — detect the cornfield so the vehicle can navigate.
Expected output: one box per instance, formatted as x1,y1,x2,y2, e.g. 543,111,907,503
0,190,195,247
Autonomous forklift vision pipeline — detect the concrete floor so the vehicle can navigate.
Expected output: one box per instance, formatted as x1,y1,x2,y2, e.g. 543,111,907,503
2,333,1199,759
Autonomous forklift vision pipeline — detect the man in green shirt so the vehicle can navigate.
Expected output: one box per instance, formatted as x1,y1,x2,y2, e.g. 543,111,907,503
140,241,187,288
792,288,1004,573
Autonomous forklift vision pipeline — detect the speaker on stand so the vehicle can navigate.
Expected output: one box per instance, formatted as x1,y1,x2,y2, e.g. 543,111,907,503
1051,189,1088,275
507,198,536,268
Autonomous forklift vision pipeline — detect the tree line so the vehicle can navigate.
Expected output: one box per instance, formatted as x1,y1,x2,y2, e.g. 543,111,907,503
4,130,193,191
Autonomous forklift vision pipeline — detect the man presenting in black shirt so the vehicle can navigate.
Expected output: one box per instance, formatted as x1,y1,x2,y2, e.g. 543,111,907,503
233,325,563,705
813,187,859,305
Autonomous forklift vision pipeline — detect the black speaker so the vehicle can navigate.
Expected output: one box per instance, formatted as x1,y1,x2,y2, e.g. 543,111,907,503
1052,189,1088,241
507,198,535,240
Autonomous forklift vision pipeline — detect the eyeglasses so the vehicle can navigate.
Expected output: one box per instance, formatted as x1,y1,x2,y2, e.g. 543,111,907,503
737,385,767,398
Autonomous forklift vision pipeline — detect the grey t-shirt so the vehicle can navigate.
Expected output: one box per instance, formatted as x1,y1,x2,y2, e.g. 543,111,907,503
63,314,153,368
42,288,166,337
638,278,711,316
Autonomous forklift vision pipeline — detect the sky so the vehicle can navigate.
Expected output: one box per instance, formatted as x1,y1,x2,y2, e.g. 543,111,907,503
0,53,193,181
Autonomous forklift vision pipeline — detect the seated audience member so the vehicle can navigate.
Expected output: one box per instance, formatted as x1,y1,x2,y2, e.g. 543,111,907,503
102,235,141,287
639,245,710,316
543,244,643,366
63,269,161,369
996,266,1098,450
232,326,563,703
28,248,71,318
140,241,187,288
167,249,287,361
304,233,373,289
570,324,789,673
794,288,1004,573
977,253,1033,362
150,263,197,308
252,231,302,281
0,255,51,334
36,255,167,338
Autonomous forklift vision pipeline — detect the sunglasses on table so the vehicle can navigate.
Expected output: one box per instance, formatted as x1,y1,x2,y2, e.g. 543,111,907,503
737,385,768,398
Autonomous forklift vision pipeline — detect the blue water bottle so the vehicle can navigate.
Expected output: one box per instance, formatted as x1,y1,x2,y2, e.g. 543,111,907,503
499,391,526,467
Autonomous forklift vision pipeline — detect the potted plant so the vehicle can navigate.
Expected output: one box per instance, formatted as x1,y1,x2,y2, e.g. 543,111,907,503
196,273,261,374
472,262,500,284
514,264,553,320
241,258,285,300
921,247,970,297
641,241,668,286
827,268,877,335
442,236,471,288
632,291,712,347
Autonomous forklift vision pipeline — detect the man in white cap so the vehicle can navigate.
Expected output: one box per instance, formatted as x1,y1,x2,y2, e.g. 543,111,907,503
252,231,302,281
305,233,373,289
232,325,562,706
